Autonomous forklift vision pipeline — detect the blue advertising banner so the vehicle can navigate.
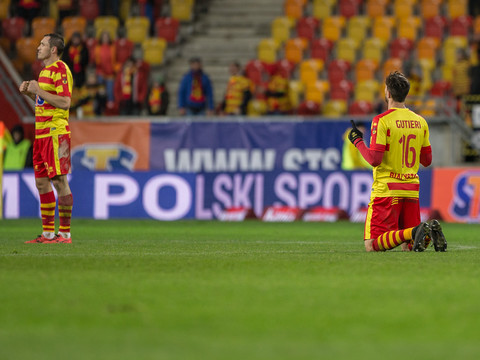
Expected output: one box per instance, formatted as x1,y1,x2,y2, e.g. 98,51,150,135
2,169,431,220
149,121,365,172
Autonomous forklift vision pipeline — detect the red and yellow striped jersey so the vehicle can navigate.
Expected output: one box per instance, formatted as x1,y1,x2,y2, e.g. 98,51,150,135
370,107,431,198
35,60,73,139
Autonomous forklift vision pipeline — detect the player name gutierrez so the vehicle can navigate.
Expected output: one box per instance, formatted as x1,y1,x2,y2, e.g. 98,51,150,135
389,172,419,180
395,120,422,129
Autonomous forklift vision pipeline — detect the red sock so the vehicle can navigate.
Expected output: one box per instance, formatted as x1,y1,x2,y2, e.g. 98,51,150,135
58,194,73,235
372,228,414,251
40,191,56,234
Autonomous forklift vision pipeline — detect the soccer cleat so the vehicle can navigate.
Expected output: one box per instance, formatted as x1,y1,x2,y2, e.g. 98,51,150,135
43,234,72,244
25,234,54,243
429,219,447,252
412,222,430,252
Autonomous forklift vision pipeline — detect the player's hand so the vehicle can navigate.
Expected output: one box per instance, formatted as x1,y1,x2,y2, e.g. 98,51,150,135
19,81,30,94
26,80,40,95
348,120,363,146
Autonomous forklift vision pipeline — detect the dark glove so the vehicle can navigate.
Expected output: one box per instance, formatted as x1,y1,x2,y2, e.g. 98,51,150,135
348,120,363,146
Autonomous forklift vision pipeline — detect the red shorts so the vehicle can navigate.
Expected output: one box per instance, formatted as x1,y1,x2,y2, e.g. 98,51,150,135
364,196,420,240
33,134,71,179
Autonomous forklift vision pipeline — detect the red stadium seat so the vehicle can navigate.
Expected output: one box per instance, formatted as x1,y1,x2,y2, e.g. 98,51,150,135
430,80,451,97
296,17,319,41
339,0,359,18
275,59,296,78
389,38,414,60
330,80,353,100
32,59,44,79
79,0,100,21
349,100,374,115
297,100,321,115
328,59,351,83
245,59,268,85
155,17,180,43
115,38,134,65
450,16,472,37
425,16,445,41
310,38,333,62
1,17,26,43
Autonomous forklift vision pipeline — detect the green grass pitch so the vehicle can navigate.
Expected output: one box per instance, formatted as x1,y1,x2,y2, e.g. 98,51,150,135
1,219,480,360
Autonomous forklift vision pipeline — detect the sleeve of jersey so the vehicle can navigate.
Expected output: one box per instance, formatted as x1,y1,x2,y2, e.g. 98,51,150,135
355,141,384,167
53,66,72,97
420,145,432,167
369,115,387,152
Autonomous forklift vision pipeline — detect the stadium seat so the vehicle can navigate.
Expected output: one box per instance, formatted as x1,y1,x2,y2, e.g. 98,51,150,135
272,17,293,45
299,59,324,86
323,99,347,116
285,38,307,64
417,37,437,63
389,38,414,60
119,0,132,21
296,17,319,42
305,80,329,103
329,79,353,100
447,0,467,19
474,16,480,36
297,100,321,115
349,100,374,115
32,59,44,79
79,0,100,21
142,38,167,65
420,0,441,19
424,16,445,44
126,17,150,44
450,16,471,37
313,0,334,20
0,0,10,20
275,59,296,78
382,58,402,79
288,80,305,109
94,16,119,41
285,0,304,20
366,0,387,18
418,58,435,94
62,16,87,42
355,80,379,102
372,17,394,44
397,18,420,41
393,0,414,20
441,64,454,82
170,0,194,21
115,38,134,65
347,16,370,47
245,60,268,86
322,16,346,42
258,38,278,64
339,0,359,18
247,99,267,116
362,37,385,65
355,59,377,82
32,17,56,41
310,38,333,62
443,36,468,66
1,17,26,44
336,37,358,64
328,59,351,83
155,17,180,43
430,80,452,97
16,37,38,64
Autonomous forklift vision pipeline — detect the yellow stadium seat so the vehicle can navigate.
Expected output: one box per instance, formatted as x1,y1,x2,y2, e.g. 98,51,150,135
372,17,394,44
447,0,467,18
94,16,119,40
119,0,132,21
443,36,468,66
322,16,346,42
355,80,379,102
363,37,385,65
285,0,304,20
16,37,38,63
62,16,87,42
32,17,56,41
142,38,167,65
271,17,292,45
299,59,324,86
336,37,358,64
247,99,267,116
126,16,150,43
323,100,347,116
393,0,415,19
419,58,435,94
285,38,307,64
366,0,388,18
397,17,421,41
289,80,305,109
0,0,10,20
417,37,438,61
441,64,454,82
420,0,441,19
258,38,278,64
347,16,370,47
170,0,194,21
382,58,402,79
313,0,334,20
355,59,377,82
305,80,329,103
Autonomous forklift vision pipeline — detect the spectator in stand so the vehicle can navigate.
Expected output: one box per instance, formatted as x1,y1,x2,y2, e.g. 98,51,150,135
16,0,42,27
469,45,480,95
453,49,471,111
62,32,89,88
3,124,33,170
178,57,214,116
114,57,148,115
95,31,117,106
265,70,290,115
71,69,105,118
219,62,252,115
148,75,169,115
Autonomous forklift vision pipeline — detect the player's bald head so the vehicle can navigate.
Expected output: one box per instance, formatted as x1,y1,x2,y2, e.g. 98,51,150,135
385,71,410,103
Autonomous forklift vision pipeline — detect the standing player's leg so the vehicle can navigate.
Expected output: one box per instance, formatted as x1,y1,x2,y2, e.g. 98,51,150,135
52,174,72,242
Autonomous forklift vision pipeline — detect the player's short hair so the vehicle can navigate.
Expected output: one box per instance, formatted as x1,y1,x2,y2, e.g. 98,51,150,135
385,71,410,103
44,33,65,56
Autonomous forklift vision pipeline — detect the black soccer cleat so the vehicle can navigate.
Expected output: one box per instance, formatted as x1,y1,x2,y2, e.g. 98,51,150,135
412,222,430,252
429,219,447,252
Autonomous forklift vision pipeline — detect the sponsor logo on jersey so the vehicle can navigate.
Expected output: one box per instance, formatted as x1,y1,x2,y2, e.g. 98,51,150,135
36,96,45,106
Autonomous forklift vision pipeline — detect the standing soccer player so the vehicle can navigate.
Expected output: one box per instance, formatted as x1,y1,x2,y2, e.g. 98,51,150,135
19,33,74,244
348,71,447,252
